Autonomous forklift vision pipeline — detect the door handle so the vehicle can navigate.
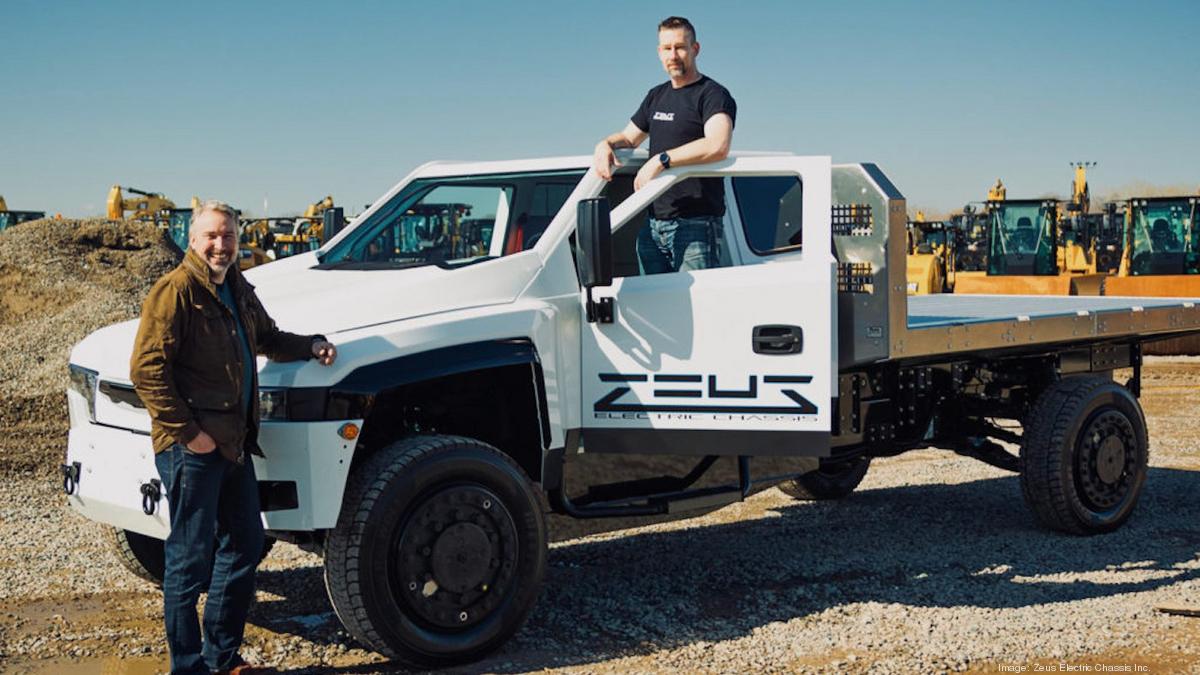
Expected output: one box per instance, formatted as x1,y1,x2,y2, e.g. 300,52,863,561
752,325,803,355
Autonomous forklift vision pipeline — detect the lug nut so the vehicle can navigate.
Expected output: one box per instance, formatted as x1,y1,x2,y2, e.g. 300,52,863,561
459,611,469,622
408,582,417,591
482,499,491,509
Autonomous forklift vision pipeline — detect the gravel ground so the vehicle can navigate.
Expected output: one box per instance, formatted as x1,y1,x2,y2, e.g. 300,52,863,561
1,364,1197,674
0,220,1197,673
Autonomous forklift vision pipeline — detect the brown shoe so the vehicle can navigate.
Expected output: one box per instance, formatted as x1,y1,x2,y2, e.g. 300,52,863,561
216,665,276,675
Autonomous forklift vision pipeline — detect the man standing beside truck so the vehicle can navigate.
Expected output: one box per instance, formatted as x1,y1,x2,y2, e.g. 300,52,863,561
592,15,737,274
131,200,337,675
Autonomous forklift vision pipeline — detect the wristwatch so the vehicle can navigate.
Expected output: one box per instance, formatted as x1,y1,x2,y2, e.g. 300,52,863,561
659,152,671,170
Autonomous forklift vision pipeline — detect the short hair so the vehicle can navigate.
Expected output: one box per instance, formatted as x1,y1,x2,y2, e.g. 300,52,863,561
190,200,239,235
658,16,696,43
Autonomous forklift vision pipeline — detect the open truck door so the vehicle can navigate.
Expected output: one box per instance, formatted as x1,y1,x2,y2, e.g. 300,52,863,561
577,156,834,458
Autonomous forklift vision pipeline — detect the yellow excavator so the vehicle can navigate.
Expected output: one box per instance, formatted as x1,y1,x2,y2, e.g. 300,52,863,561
1056,162,1101,277
0,196,47,232
954,165,1108,295
106,185,176,223
905,211,955,294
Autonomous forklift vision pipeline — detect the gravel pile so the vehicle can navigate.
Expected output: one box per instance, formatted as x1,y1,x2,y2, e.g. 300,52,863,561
0,218,180,477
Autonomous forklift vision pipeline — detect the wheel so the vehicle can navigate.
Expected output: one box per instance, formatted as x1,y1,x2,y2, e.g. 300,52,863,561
779,456,871,500
323,435,547,668
105,526,166,586
104,526,276,587
1020,375,1149,535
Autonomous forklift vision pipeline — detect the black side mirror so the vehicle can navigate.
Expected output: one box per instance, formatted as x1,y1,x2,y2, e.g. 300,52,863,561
323,207,345,242
577,197,613,289
576,198,614,323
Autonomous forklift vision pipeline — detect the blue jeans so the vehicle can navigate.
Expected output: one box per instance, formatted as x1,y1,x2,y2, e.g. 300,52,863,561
637,216,721,275
155,444,264,674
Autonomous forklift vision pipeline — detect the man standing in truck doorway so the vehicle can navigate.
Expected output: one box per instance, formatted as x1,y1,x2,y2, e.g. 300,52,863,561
592,15,737,274
131,201,337,674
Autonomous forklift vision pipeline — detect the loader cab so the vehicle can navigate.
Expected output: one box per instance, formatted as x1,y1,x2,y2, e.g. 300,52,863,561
907,218,950,255
986,199,1058,276
1125,197,1200,276
0,210,45,232
166,209,193,251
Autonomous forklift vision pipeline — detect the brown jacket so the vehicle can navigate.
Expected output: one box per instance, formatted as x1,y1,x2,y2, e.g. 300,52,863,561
130,248,319,462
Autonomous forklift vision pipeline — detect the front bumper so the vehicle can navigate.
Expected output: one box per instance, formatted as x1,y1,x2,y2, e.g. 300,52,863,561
64,419,361,539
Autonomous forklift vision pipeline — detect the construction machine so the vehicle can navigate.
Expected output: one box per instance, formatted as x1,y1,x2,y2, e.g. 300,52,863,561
949,204,989,273
1103,194,1200,353
0,196,46,232
905,211,955,294
271,195,336,259
238,195,343,268
106,185,177,224
954,167,1108,295
237,217,288,269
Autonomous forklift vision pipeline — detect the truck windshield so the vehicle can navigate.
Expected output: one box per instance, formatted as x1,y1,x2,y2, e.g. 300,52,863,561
1129,198,1199,275
987,202,1057,275
318,170,585,268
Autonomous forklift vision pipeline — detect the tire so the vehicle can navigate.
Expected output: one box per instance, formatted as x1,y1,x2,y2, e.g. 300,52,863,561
1020,375,1149,535
779,456,871,500
105,526,166,586
323,435,547,668
104,526,276,587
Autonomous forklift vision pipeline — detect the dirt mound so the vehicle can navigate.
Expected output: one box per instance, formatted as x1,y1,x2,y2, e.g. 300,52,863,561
0,218,181,476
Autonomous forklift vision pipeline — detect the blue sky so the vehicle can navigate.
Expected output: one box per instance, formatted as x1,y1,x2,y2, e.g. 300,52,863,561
2,0,1197,217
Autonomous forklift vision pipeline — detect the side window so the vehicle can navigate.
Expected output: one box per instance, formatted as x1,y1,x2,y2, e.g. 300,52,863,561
733,176,804,255
508,182,577,252
600,176,649,278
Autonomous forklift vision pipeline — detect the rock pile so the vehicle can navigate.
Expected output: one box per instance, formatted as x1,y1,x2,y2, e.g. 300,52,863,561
0,218,181,475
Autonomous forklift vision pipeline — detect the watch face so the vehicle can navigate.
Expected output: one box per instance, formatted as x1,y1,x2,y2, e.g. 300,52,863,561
660,153,670,169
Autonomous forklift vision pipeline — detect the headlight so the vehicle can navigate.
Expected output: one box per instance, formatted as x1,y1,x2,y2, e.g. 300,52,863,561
68,364,98,422
259,388,289,421
258,386,368,422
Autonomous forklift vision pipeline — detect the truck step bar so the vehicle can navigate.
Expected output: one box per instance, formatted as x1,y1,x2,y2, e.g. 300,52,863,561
550,456,812,519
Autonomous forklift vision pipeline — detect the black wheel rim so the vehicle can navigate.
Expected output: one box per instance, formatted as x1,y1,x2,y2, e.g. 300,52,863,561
1074,409,1138,513
390,484,519,630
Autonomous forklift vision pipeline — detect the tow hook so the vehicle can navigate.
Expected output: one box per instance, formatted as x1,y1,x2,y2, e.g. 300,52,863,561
61,462,82,495
141,479,162,515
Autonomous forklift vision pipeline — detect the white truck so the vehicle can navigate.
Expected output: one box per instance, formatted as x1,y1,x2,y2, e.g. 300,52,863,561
65,152,1200,667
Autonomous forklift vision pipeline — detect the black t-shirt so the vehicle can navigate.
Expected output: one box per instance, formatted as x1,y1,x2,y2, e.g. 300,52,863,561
631,75,736,220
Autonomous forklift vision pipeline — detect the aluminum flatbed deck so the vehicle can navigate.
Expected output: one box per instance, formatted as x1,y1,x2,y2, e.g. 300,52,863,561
888,293,1200,361
908,295,1199,329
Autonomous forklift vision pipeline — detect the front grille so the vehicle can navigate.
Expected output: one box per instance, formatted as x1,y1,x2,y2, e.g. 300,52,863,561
99,381,145,409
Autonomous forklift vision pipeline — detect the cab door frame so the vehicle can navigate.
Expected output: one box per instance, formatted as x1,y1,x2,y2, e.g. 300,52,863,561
578,155,835,457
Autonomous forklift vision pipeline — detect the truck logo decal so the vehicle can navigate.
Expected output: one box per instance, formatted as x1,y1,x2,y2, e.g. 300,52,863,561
595,373,818,415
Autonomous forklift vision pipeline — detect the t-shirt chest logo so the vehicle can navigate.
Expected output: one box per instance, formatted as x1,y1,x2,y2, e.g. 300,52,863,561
653,112,675,122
